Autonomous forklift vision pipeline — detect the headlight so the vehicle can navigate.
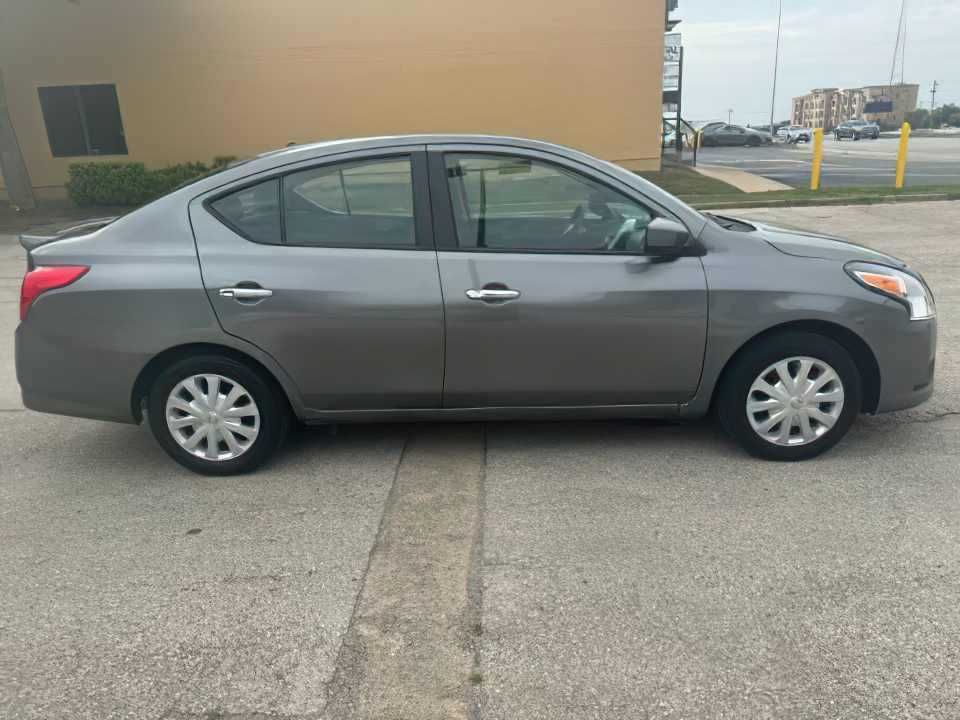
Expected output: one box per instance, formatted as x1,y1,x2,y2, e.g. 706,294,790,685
845,261,935,320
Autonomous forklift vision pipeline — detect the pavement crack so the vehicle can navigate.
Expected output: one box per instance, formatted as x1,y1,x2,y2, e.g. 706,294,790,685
320,425,485,720
891,409,960,425
465,423,488,720
320,431,410,715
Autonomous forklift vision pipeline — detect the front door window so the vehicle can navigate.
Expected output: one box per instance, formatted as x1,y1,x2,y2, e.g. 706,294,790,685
444,154,655,253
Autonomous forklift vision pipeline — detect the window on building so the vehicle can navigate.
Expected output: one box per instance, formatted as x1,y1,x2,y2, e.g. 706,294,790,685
37,84,128,157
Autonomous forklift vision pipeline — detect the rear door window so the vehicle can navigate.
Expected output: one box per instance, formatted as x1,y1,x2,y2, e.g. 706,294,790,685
283,157,415,248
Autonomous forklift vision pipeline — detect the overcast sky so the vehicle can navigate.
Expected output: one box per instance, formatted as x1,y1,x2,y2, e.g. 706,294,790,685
678,0,959,125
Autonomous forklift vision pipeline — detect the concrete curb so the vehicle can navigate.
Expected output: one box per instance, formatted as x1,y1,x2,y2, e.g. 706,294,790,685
692,192,960,210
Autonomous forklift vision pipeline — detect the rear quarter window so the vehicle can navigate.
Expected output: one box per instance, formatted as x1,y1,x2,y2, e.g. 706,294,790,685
209,178,282,245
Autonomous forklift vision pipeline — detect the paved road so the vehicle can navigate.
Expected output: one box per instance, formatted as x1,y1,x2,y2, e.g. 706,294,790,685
2,202,959,719
696,135,960,188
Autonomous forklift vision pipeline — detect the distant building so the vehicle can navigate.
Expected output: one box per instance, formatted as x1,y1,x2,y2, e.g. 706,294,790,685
792,84,919,131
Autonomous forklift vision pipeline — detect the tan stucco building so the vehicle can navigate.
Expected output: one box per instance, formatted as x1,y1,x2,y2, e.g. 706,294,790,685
0,0,669,208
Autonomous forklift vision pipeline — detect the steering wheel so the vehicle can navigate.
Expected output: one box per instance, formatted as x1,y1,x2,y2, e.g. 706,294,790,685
605,217,642,252
561,204,586,239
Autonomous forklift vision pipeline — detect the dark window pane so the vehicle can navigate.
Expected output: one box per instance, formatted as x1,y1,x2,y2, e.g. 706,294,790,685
210,179,281,245
283,158,415,248
444,154,654,253
78,84,127,155
38,86,86,157
37,84,128,157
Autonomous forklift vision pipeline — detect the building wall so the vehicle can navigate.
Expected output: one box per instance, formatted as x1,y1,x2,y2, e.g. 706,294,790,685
0,0,666,201
862,84,919,126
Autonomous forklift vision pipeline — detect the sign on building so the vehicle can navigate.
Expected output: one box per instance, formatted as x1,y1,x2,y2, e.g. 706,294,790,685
663,32,681,103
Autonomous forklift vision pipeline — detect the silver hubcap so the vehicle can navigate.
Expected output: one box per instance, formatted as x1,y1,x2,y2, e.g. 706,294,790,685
746,356,845,447
165,374,260,461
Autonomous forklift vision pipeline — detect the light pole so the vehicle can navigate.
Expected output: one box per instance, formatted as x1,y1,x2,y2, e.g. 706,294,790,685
728,108,733,124
769,0,783,139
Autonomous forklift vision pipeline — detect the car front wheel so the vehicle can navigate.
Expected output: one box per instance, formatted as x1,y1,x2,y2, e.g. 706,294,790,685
148,354,289,475
717,332,862,461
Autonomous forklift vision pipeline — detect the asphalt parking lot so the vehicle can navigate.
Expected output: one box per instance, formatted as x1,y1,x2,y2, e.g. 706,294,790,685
696,135,960,188
2,201,960,719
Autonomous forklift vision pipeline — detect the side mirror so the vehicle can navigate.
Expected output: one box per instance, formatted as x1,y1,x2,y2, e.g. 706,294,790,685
644,218,691,255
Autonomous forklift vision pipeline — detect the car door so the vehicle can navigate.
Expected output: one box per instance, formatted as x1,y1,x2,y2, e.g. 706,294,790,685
427,145,708,408
188,148,444,413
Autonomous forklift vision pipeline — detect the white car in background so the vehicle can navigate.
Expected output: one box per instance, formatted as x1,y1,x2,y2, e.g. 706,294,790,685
777,125,812,144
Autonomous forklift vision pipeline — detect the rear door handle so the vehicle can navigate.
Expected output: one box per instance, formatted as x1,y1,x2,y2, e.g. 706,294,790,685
466,288,521,302
219,287,273,300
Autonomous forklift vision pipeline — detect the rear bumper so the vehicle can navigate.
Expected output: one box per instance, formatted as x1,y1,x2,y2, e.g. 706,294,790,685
873,317,937,413
16,322,140,424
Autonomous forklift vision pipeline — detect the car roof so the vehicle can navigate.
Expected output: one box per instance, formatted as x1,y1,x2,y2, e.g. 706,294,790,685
191,134,636,191
255,134,586,163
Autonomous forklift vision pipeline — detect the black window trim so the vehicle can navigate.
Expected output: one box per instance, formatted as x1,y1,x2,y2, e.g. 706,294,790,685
37,83,128,158
203,149,435,251
425,145,701,256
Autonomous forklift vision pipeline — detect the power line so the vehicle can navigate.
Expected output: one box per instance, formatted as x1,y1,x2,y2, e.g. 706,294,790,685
769,0,783,137
889,0,906,89
901,0,907,85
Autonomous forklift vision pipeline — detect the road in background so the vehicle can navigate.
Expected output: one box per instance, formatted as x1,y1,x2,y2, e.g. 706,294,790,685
696,136,960,188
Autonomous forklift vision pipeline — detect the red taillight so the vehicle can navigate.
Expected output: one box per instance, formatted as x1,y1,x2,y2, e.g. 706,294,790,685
20,265,89,321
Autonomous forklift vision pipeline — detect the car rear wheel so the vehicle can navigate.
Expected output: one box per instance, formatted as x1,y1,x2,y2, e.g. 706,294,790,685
148,354,289,475
717,332,862,461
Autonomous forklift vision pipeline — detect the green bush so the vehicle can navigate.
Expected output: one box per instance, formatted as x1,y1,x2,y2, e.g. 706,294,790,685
66,156,237,207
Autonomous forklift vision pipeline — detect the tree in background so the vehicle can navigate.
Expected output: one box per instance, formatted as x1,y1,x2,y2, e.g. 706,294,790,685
906,104,960,129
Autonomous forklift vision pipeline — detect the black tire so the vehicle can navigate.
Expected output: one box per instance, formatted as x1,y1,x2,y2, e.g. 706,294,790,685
148,354,289,475
716,332,862,461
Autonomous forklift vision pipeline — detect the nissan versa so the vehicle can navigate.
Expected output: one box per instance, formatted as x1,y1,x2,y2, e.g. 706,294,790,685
15,136,937,474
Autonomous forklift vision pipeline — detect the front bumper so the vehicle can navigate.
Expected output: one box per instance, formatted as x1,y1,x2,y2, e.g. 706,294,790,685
873,316,937,413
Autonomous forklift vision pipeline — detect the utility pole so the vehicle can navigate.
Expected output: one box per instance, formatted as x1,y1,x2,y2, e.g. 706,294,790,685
769,0,783,139
930,80,939,113
728,108,733,124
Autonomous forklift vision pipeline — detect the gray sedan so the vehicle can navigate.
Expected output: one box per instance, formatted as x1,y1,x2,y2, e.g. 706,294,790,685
15,135,937,474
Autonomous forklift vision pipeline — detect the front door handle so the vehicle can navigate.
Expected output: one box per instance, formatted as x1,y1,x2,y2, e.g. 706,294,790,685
466,288,521,302
219,287,273,300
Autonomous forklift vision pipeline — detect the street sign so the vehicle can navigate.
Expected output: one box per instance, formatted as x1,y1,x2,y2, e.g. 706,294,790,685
664,33,681,63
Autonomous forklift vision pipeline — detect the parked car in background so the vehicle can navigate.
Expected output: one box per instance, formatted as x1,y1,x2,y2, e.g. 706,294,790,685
835,120,880,140
661,120,690,149
701,124,773,147
16,135,936,474
777,125,813,143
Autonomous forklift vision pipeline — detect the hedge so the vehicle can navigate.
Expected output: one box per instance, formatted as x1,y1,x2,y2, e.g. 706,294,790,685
66,156,236,206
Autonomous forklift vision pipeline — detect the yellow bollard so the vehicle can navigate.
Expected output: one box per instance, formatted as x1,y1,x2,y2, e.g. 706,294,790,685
810,128,824,191
895,121,911,189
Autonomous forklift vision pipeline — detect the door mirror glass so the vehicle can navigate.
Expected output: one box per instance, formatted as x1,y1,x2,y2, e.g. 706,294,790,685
643,218,690,255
